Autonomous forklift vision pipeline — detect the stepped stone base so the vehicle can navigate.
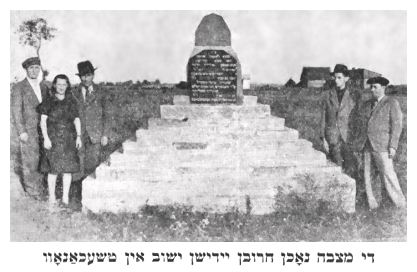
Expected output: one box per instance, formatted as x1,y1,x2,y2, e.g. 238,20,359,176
83,96,356,215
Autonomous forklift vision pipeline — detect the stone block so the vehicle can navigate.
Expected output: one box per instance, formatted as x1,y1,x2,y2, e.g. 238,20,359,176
105,148,326,170
160,104,271,120
135,127,299,146
84,168,355,215
173,95,190,105
147,116,285,131
243,95,258,105
122,137,312,157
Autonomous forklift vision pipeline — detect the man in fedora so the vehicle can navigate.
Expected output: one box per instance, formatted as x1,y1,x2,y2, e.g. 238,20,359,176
70,60,111,210
11,57,49,199
353,76,406,210
320,64,363,201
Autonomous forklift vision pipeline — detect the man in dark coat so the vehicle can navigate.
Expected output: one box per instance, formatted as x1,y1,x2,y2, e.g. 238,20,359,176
70,60,111,210
320,64,363,201
352,77,406,210
11,57,49,199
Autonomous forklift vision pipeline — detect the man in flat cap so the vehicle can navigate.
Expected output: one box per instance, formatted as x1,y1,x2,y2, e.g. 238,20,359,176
70,60,111,210
11,57,49,199
320,64,362,191
353,76,406,210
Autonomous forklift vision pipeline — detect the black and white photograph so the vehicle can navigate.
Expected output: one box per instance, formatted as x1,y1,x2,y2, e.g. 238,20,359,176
9,9,408,243
4,2,417,270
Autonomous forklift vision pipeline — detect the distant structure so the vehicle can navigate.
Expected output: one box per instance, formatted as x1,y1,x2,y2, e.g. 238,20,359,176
349,68,381,89
297,66,381,89
298,67,331,88
242,74,251,90
284,78,297,88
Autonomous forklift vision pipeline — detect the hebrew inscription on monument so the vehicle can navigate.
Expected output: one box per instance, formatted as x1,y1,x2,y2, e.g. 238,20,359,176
188,49,238,103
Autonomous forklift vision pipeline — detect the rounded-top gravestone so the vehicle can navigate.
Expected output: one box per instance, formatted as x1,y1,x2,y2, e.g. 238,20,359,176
195,13,231,46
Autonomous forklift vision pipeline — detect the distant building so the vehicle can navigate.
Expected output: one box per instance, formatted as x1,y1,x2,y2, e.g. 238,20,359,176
161,83,175,88
284,78,297,88
242,74,251,90
298,67,331,88
349,68,381,89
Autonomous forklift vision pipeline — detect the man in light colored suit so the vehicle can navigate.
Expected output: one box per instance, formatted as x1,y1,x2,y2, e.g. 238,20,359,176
320,64,361,185
359,76,406,209
70,60,111,210
11,57,49,199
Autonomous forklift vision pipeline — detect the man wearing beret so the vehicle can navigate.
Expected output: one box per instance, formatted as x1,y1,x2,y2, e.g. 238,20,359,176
11,57,49,199
70,60,111,210
354,76,406,209
320,64,362,191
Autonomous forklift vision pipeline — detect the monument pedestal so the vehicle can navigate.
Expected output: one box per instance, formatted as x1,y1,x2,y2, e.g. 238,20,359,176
83,96,356,214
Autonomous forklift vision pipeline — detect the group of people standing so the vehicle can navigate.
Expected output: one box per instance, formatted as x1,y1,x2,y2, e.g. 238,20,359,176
321,64,406,211
11,57,111,212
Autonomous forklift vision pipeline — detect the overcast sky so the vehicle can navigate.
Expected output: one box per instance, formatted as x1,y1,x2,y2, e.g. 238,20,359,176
10,10,407,84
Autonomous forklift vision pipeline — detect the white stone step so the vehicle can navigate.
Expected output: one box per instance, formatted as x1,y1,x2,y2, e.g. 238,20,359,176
83,179,246,204
174,163,333,177
95,165,242,181
85,174,354,216
103,150,327,170
94,152,328,183
103,164,341,194
91,166,344,199
84,181,354,215
122,137,313,153
115,141,316,162
250,163,341,177
85,169,352,213
135,128,299,144
239,138,312,150
147,116,285,131
137,125,294,137
160,104,271,120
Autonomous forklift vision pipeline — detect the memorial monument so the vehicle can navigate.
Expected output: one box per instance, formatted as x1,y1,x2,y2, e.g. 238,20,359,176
82,14,356,214
187,13,243,104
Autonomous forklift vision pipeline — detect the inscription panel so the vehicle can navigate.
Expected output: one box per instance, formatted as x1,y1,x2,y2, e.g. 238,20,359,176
188,50,237,104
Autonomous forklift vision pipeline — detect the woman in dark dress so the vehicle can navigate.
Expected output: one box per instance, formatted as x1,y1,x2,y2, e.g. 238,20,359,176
39,74,82,211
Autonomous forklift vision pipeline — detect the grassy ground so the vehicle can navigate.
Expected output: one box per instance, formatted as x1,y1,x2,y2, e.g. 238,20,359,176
10,183,406,241
10,86,407,241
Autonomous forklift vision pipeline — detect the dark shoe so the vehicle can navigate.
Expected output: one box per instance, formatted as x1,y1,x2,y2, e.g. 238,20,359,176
25,192,44,201
68,200,82,212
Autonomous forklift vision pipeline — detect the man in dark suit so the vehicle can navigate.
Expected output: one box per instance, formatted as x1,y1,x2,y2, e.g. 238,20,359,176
70,60,111,210
355,77,406,210
320,64,361,182
11,57,49,199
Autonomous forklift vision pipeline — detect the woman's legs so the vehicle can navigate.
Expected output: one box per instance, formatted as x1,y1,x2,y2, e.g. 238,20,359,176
47,174,58,207
62,173,72,205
